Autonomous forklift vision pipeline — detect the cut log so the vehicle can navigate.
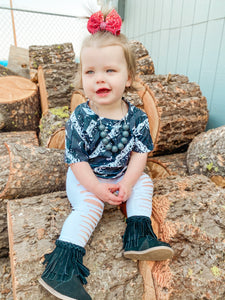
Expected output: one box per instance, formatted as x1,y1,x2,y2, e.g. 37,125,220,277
129,40,155,75
0,131,38,257
0,76,41,131
47,127,65,150
38,106,70,148
187,125,225,187
139,74,209,155
7,192,144,299
0,65,18,77
140,174,225,299
70,90,86,112
29,43,77,109
0,143,66,200
147,152,188,177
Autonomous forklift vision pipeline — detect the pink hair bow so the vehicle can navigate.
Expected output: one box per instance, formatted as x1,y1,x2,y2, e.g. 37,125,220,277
87,9,122,36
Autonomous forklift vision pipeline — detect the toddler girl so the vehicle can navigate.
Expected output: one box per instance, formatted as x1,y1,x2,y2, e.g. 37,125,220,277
39,8,173,300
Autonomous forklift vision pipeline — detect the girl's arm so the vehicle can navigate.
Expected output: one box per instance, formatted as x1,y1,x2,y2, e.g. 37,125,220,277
118,151,148,201
70,162,123,205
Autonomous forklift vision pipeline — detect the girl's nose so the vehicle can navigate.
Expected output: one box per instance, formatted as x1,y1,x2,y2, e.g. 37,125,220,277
96,73,105,83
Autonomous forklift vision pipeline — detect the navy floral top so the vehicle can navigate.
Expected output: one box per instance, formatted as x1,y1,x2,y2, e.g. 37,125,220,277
65,99,154,179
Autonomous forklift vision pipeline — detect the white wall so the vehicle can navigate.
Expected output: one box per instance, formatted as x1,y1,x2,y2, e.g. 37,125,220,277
123,0,225,129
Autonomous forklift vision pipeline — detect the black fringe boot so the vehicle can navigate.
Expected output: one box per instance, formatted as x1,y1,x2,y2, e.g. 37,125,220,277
39,240,91,300
123,216,174,261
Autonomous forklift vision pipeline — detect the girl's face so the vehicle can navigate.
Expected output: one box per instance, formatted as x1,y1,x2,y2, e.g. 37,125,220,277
81,45,131,110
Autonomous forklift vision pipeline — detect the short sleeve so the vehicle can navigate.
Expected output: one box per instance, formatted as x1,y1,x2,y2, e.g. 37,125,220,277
132,114,154,153
65,114,89,164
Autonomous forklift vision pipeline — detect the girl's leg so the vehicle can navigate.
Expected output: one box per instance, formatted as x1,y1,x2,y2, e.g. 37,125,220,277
40,167,104,300
59,167,104,247
126,172,153,218
123,173,174,261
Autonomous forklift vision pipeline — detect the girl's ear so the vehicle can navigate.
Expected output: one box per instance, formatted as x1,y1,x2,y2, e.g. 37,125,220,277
125,74,132,87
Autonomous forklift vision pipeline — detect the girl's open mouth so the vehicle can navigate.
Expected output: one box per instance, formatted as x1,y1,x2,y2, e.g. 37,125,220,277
96,88,111,95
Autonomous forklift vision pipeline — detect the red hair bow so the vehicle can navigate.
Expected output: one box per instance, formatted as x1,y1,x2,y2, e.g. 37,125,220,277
87,9,122,36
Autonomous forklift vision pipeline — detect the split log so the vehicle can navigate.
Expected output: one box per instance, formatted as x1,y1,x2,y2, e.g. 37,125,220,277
0,76,41,131
139,175,225,300
7,192,144,300
29,43,77,109
0,131,38,257
139,74,209,155
39,106,70,147
187,125,225,187
0,143,66,200
129,40,155,75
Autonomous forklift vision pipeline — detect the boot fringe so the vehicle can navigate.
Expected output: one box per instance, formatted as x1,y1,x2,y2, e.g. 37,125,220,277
123,216,157,249
42,240,90,285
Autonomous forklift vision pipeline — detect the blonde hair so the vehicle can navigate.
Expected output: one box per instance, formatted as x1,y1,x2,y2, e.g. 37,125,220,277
75,14,137,92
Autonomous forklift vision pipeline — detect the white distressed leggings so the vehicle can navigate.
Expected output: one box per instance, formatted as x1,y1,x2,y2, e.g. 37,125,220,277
59,167,153,247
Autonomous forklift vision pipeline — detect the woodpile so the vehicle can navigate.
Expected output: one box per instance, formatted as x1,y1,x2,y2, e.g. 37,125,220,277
1,40,224,300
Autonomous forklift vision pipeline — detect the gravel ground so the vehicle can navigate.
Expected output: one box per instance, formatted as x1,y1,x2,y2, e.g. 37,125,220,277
0,257,13,300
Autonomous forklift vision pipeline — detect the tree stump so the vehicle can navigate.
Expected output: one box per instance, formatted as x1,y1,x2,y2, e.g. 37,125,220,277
7,192,144,300
139,175,225,300
187,125,225,187
0,131,38,257
0,143,66,200
29,43,77,109
139,74,209,155
39,106,70,148
129,40,155,75
0,76,41,132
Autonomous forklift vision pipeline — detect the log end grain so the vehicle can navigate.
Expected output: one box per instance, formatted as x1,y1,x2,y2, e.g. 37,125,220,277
0,76,37,103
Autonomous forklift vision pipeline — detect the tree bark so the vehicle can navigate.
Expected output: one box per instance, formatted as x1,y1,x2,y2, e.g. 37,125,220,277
129,40,155,75
140,175,225,300
29,43,78,109
0,143,67,199
0,65,18,77
38,106,70,147
0,131,38,257
0,76,41,131
187,125,225,187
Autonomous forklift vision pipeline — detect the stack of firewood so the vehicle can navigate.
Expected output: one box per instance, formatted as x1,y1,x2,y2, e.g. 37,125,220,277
0,41,224,300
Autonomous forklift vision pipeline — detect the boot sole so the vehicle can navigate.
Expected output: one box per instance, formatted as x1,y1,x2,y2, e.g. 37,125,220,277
124,246,174,261
39,278,78,300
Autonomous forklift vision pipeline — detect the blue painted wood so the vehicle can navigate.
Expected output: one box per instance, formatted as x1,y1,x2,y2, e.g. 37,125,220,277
122,0,225,129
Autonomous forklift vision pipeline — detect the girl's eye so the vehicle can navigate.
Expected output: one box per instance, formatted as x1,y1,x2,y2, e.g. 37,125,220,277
86,70,94,74
106,69,115,73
